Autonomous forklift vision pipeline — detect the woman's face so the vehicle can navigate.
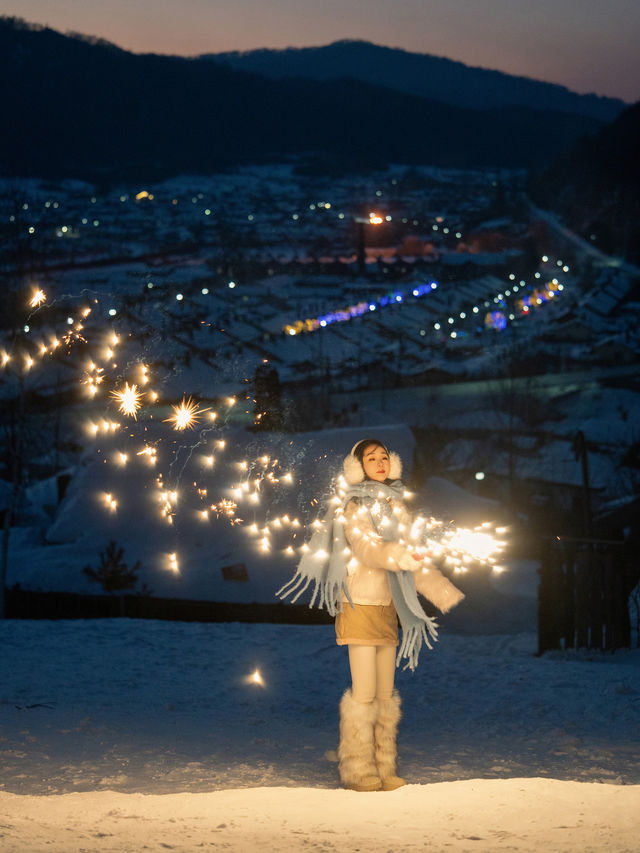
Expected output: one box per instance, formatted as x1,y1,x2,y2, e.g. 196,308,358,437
362,443,390,482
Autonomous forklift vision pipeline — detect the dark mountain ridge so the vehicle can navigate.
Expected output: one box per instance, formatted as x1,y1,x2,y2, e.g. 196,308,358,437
531,100,640,263
209,40,626,122
0,17,612,180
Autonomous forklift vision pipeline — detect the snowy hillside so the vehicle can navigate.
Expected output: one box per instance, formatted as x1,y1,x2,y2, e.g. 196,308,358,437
8,424,425,602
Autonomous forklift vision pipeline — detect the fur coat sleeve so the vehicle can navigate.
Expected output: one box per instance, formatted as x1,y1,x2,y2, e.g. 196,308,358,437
413,566,465,614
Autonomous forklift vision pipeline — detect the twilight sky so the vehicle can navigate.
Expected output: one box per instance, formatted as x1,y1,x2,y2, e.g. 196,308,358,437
3,0,639,102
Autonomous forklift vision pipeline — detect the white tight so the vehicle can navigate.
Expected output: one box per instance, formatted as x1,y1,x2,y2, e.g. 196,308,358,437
348,645,396,704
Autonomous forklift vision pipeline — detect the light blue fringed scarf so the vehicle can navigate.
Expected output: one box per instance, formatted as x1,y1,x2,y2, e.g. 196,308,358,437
276,479,438,671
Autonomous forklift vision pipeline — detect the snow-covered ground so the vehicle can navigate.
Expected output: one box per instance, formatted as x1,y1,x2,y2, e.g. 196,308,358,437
1,619,639,851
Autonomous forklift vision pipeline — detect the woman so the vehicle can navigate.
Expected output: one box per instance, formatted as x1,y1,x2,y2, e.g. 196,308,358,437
278,438,464,792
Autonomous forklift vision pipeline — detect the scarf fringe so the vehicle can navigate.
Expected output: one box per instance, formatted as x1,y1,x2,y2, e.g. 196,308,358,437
397,616,439,671
275,572,313,604
276,572,352,616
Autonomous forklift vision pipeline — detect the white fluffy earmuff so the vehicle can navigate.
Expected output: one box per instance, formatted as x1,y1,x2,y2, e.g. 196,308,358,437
343,442,402,485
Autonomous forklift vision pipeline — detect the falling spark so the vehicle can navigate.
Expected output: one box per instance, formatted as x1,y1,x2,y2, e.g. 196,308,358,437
137,446,158,465
103,492,118,512
210,499,239,520
244,668,264,687
111,382,142,419
29,288,46,308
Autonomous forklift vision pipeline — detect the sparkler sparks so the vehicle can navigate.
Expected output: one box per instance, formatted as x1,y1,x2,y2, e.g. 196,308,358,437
1,214,529,600
165,396,205,430
210,499,241,524
111,382,142,418
244,668,265,687
102,492,118,512
29,288,46,308
137,445,158,465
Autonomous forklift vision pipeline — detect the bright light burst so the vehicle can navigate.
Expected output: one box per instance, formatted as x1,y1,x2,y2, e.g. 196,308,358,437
446,528,500,563
111,382,143,419
165,396,204,430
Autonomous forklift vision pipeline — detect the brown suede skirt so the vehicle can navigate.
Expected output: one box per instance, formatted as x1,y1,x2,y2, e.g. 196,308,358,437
335,602,398,646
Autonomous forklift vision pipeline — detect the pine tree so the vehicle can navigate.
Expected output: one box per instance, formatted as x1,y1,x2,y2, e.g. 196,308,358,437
83,541,146,602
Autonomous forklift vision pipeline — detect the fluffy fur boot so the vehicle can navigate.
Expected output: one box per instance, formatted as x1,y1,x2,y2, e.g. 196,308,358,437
375,691,406,791
338,690,382,792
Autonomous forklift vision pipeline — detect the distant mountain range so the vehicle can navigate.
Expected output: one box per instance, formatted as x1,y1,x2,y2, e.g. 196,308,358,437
0,17,628,180
208,40,626,123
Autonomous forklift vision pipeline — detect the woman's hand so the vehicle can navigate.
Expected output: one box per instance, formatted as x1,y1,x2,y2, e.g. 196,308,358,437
396,550,424,572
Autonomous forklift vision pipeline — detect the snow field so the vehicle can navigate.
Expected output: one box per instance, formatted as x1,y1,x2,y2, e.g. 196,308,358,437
2,778,640,853
1,620,638,794
1,615,639,851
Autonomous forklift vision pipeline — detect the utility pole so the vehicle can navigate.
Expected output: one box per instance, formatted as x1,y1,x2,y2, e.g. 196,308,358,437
356,220,366,276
